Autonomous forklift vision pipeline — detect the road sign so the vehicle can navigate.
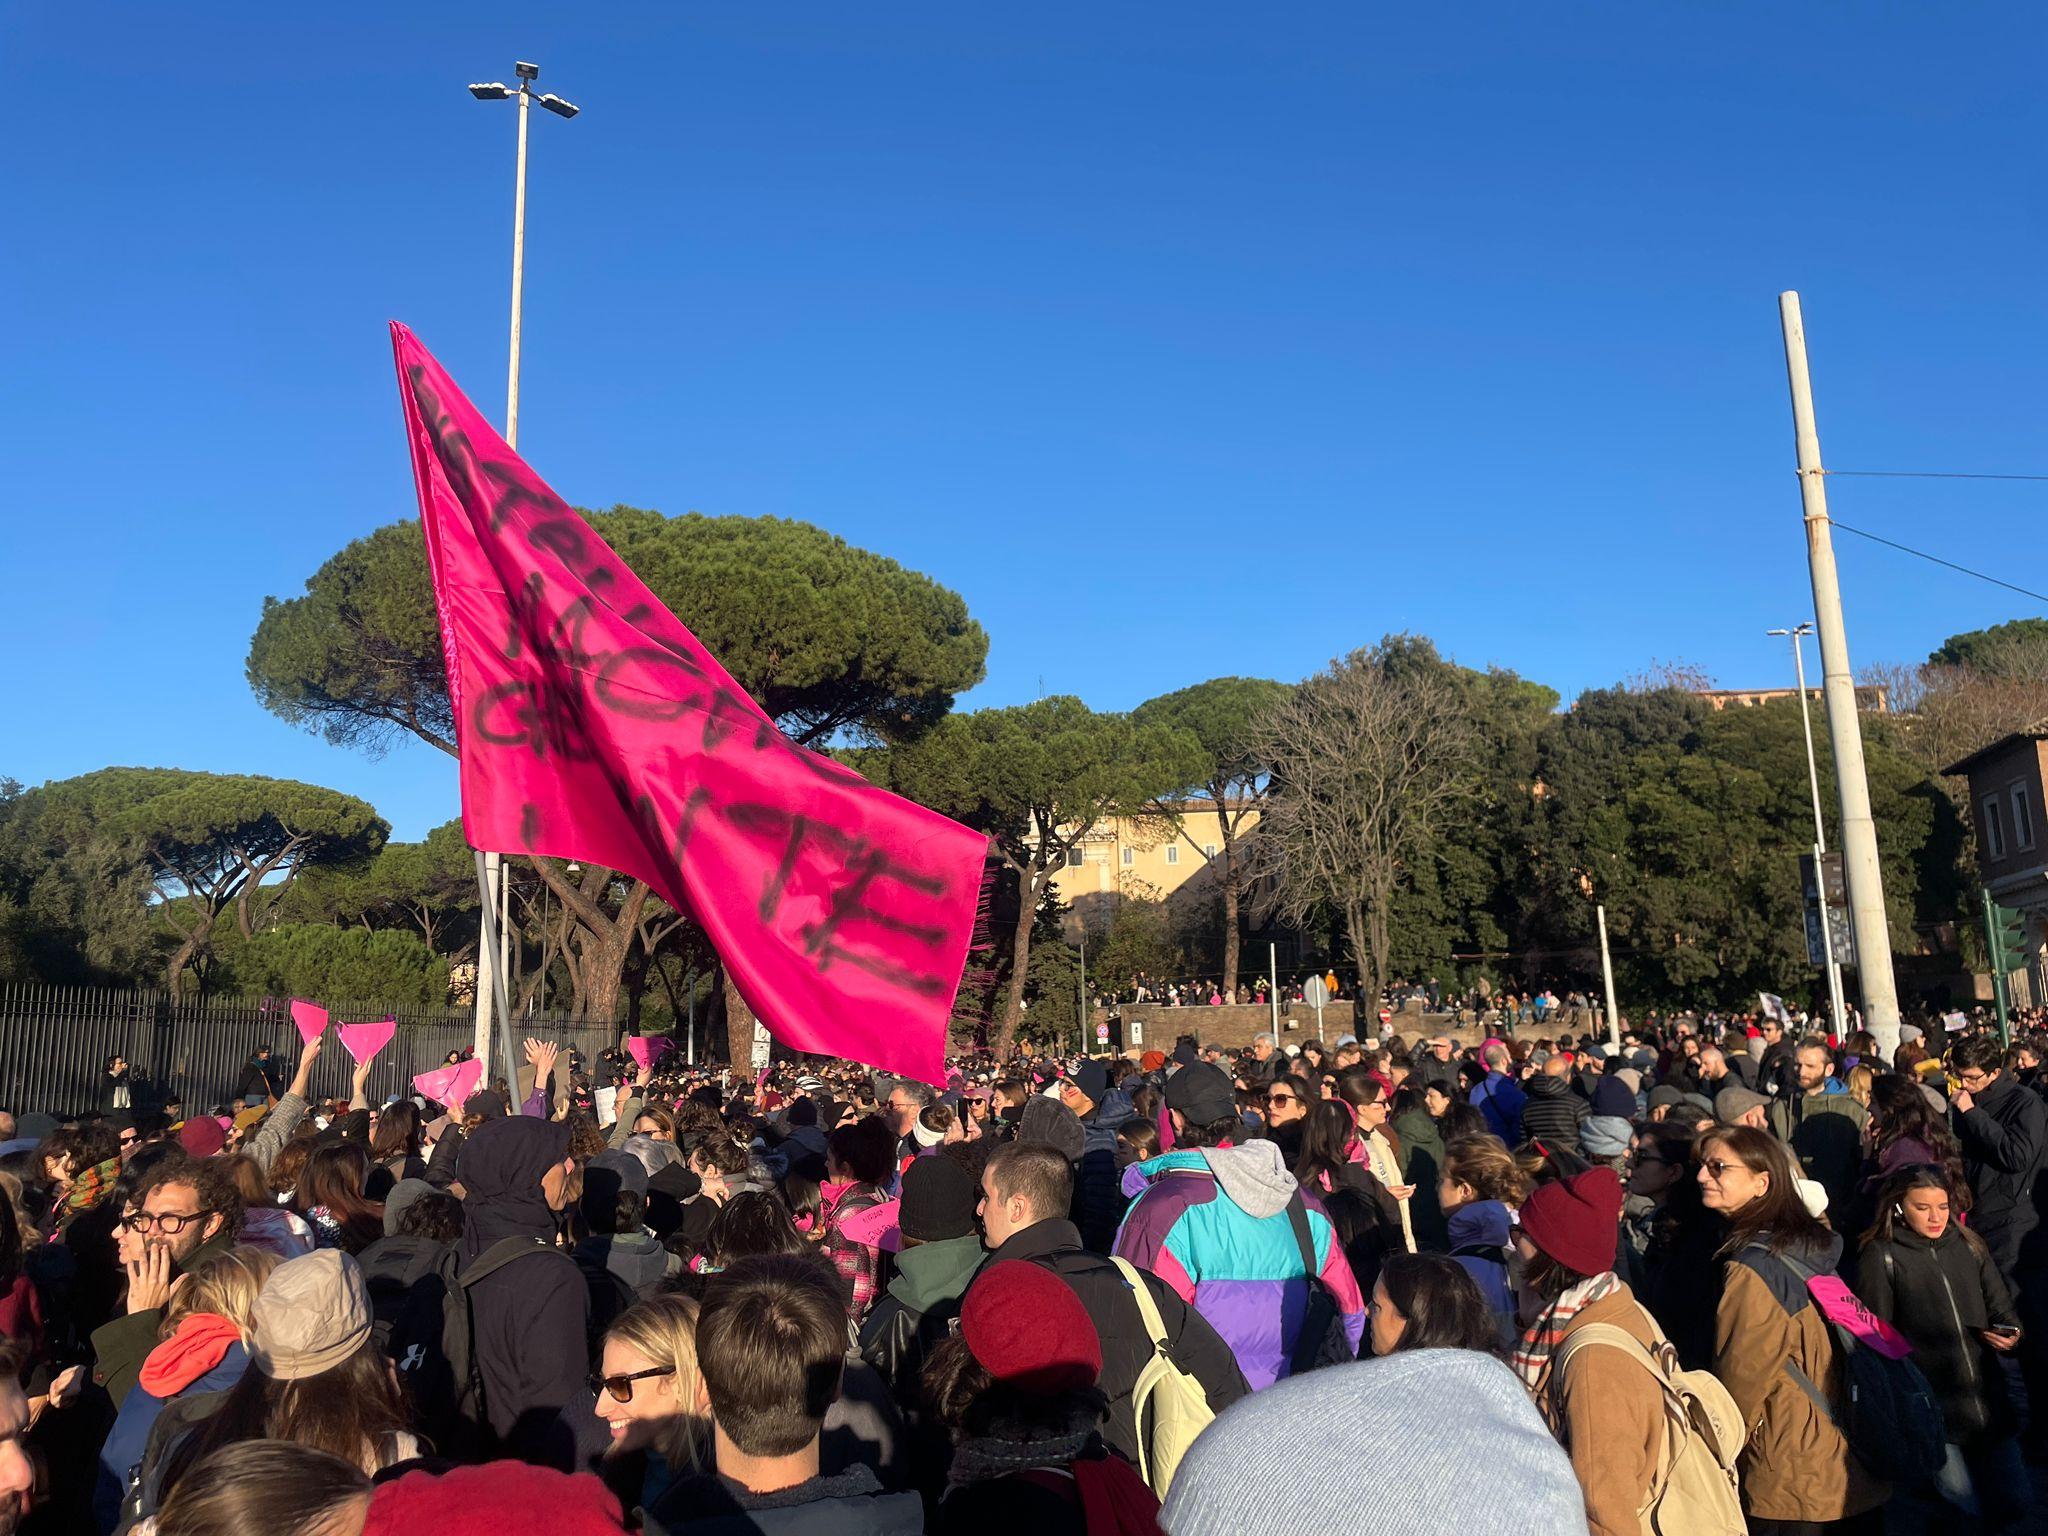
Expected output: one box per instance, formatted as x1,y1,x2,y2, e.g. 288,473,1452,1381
1798,852,1854,968
1095,1021,1110,1045
1127,1019,1144,1047
750,1020,772,1071
1301,976,1329,1043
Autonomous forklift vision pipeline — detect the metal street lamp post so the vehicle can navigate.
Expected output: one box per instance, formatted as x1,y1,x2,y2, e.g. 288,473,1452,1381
1769,622,1849,1033
466,61,580,1067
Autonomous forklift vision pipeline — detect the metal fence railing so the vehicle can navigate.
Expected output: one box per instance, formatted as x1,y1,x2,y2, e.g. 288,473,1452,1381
0,984,623,1117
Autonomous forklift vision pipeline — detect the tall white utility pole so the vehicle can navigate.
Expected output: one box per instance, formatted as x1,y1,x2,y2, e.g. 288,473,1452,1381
467,63,580,1068
1770,623,1849,1033
1778,292,1901,1059
1596,904,1621,1049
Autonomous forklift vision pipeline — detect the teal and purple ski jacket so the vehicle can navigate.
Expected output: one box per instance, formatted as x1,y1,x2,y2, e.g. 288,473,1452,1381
1113,1141,1365,1389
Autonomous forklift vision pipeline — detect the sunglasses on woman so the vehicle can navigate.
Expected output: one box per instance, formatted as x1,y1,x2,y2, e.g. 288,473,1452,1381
590,1365,675,1404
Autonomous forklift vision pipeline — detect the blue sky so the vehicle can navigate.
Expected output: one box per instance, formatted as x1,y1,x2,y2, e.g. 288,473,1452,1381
5,4,2044,839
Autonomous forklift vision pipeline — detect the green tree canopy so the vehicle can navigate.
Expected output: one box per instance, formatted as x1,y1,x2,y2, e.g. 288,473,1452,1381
231,923,450,1009
282,818,477,956
1512,692,1967,1007
1929,618,2048,673
27,768,388,993
0,777,162,986
248,510,990,754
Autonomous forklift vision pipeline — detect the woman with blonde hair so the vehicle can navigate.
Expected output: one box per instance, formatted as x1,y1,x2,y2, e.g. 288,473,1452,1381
96,1245,278,1532
591,1293,711,1510
151,1251,418,1516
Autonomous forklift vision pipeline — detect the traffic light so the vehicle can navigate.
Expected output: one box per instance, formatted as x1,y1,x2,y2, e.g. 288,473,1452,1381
1981,890,2033,1043
1987,895,2030,974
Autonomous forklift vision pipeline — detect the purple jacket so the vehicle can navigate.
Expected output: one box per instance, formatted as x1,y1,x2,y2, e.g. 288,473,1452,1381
1113,1141,1365,1389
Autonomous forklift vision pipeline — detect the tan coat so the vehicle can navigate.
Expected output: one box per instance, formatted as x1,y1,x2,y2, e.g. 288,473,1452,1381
1714,1245,1889,1523
1549,1285,1667,1536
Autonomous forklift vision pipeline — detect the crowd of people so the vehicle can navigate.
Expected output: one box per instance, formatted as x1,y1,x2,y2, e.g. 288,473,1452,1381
0,1009,2041,1534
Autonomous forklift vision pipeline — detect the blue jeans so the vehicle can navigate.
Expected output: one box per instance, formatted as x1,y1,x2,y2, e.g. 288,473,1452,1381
1935,1437,2031,1527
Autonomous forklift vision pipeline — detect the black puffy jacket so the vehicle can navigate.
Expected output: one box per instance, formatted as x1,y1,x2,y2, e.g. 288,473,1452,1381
1953,1073,2048,1282
1856,1224,2019,1445
1519,1074,1587,1152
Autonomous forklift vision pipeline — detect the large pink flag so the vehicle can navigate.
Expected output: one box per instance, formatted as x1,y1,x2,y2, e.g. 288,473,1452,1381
392,324,984,1084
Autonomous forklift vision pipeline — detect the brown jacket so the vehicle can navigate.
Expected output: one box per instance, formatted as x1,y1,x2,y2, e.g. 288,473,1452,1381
1549,1285,1667,1536
1714,1238,1889,1523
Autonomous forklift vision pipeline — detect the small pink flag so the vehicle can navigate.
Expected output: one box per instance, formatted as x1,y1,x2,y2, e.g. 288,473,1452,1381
337,1017,397,1067
413,1058,483,1111
289,999,328,1046
625,1036,660,1073
836,1197,903,1253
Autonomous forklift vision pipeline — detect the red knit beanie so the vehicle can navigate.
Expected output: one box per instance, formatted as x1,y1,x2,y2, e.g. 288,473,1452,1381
1518,1165,1625,1279
961,1260,1102,1394
363,1463,625,1536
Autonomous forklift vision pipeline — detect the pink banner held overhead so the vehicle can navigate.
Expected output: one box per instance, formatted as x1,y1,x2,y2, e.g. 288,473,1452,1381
391,324,986,1086
289,1000,328,1046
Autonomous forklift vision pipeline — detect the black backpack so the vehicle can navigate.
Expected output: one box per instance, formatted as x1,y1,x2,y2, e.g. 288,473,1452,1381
392,1236,573,1460
1771,1249,1947,1486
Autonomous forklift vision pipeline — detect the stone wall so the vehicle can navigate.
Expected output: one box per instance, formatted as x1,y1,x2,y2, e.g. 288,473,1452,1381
1089,999,1609,1055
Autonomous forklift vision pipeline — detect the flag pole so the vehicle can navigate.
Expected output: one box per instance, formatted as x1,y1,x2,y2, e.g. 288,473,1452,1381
474,850,525,1095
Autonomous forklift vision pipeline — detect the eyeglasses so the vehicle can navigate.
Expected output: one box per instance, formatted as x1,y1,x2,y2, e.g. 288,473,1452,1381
117,1132,140,1147
1265,1093,1296,1106
1957,1071,1993,1090
590,1365,674,1404
119,1208,213,1235
1700,1159,1745,1181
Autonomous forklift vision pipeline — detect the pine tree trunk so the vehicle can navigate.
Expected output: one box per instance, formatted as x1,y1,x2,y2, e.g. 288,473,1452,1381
995,870,1036,1058
724,972,757,1071
1218,809,1241,997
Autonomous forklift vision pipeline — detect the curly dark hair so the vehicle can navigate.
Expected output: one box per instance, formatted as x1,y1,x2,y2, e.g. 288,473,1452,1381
131,1156,245,1245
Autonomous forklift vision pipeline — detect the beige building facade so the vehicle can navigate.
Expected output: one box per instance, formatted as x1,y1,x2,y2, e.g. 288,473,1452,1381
1044,801,1258,921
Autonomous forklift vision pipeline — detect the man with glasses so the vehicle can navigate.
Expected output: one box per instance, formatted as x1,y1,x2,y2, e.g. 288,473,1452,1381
1949,1029,2048,1449
88,1157,243,1408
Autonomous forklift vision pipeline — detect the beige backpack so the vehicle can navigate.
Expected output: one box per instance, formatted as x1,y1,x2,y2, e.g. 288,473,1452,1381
1110,1256,1215,1495
1554,1319,1747,1536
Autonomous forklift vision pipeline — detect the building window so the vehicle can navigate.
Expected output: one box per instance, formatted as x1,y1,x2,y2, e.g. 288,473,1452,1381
1065,848,1085,868
2014,783,2038,852
1204,843,1218,860
1164,845,1179,865
1984,793,2007,860
1120,847,1134,867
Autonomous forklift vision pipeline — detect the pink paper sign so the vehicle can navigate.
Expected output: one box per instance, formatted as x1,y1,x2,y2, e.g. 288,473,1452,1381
337,1018,397,1066
625,1036,659,1072
413,1058,483,1111
392,323,988,1086
289,999,329,1046
836,1198,903,1254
